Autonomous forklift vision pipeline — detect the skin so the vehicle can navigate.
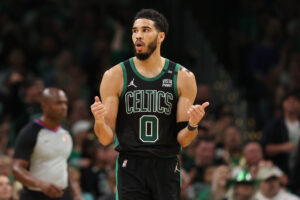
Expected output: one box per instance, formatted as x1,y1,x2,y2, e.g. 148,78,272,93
12,88,82,199
194,140,215,167
234,183,255,200
0,175,12,200
243,142,263,166
91,18,209,148
259,178,280,198
211,165,231,200
223,126,242,155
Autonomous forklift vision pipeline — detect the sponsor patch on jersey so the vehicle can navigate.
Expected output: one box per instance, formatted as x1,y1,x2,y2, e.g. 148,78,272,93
162,79,172,87
122,160,128,168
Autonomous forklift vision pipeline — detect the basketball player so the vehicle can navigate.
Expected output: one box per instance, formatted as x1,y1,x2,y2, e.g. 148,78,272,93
90,9,209,200
12,88,82,200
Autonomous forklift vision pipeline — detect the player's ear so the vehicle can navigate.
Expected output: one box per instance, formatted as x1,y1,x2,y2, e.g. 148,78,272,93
158,32,165,43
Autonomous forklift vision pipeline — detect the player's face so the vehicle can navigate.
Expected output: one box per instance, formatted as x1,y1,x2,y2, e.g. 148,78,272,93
132,18,161,60
47,91,68,121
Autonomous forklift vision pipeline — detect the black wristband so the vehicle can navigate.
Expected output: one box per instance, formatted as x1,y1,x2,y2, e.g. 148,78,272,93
187,122,198,131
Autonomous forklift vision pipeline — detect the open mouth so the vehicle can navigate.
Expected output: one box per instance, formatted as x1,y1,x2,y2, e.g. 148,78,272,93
135,41,144,51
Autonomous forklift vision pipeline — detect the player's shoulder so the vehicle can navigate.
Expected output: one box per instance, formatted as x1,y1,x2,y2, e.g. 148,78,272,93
103,63,124,80
177,64,195,80
175,64,197,96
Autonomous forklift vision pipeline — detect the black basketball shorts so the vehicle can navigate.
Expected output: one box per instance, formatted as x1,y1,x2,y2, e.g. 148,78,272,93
116,154,181,200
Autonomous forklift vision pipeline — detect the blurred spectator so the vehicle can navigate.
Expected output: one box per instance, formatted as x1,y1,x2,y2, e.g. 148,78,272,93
218,125,243,169
247,16,284,128
0,156,23,199
0,122,10,155
210,102,233,147
97,170,116,200
8,77,44,145
183,137,217,199
0,155,12,180
198,165,231,200
0,174,13,200
226,170,256,200
242,142,263,167
260,90,300,180
271,84,288,117
232,142,288,186
69,167,94,200
191,137,216,183
255,166,300,200
80,144,114,199
69,120,93,170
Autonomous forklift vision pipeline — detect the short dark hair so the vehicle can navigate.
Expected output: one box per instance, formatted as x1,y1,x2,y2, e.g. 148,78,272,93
281,89,300,104
134,9,169,35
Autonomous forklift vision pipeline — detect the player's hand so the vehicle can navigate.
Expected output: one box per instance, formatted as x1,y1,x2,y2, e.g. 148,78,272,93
187,102,210,126
90,96,106,123
39,181,64,198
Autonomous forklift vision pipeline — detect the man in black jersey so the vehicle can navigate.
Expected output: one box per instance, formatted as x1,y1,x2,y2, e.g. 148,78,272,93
90,9,209,200
12,88,82,200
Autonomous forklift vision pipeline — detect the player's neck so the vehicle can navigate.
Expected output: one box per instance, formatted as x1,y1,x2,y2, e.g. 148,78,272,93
133,56,165,78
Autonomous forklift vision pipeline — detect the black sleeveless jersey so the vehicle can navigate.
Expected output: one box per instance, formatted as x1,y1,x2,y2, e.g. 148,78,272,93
115,57,181,157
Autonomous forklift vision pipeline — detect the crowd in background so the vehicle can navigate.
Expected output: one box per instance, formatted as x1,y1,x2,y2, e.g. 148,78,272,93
0,0,300,200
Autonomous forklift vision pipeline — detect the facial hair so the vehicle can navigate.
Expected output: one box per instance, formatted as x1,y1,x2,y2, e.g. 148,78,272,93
134,36,158,60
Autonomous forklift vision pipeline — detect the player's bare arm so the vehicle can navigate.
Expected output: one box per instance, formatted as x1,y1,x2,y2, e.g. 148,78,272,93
176,67,209,147
91,64,123,146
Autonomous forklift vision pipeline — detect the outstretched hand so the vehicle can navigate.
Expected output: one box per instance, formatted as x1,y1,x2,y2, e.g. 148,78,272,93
187,102,210,126
90,96,106,123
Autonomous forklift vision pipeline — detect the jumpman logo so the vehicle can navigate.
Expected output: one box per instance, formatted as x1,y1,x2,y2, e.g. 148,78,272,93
174,163,181,173
128,78,137,88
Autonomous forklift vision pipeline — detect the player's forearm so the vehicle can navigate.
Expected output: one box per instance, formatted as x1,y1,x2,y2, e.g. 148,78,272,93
94,121,114,146
177,128,198,147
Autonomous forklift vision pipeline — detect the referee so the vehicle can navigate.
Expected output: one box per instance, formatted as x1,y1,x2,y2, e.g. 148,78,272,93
12,88,82,200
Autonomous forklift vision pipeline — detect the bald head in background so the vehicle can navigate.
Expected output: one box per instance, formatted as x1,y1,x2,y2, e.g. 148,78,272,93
41,88,68,123
243,142,263,166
